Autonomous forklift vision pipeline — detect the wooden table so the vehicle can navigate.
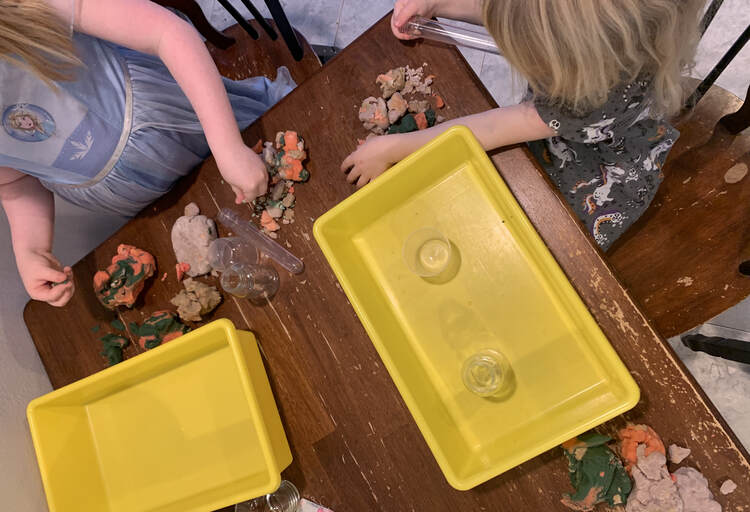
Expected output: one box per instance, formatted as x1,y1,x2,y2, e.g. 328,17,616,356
26,15,749,511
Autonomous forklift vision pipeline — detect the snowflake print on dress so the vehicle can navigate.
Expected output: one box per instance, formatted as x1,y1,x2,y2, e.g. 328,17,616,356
581,118,616,143
70,130,94,160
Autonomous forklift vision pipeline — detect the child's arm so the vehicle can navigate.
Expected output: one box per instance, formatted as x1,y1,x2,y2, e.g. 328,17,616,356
391,0,484,39
47,0,267,203
341,103,556,187
0,167,74,307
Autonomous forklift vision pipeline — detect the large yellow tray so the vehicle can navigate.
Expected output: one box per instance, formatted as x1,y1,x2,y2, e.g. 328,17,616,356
27,319,291,512
314,126,639,490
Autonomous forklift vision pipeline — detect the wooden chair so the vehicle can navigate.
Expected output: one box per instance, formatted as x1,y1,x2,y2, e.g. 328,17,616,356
154,0,321,84
606,4,750,354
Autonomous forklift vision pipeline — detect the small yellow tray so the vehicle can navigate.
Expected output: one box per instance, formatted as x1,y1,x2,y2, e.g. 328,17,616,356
27,319,291,512
314,126,639,490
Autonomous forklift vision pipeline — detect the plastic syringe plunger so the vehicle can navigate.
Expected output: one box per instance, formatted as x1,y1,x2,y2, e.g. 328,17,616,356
217,208,304,274
401,16,500,55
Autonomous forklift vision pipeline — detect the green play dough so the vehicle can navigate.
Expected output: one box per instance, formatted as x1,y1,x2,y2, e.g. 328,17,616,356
387,109,437,134
100,333,129,366
110,318,125,331
561,431,632,511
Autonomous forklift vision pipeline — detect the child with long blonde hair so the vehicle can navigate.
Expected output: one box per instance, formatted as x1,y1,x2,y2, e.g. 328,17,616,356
342,0,704,250
1,0,294,307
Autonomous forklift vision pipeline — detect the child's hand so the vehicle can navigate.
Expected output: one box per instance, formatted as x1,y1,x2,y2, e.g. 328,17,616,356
341,136,398,188
17,249,74,307
391,0,439,39
216,144,269,204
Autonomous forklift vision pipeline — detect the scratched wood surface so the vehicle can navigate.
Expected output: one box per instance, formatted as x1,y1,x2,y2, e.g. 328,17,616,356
609,84,750,338
25,15,749,511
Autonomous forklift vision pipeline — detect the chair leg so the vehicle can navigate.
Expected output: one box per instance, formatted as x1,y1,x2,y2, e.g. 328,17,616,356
719,84,750,135
154,0,235,49
216,0,260,39
685,23,750,108
238,0,277,39
681,333,750,364
263,0,304,61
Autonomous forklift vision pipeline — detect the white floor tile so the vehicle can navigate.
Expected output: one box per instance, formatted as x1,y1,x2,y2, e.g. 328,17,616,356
478,53,527,107
334,0,392,49
668,334,750,448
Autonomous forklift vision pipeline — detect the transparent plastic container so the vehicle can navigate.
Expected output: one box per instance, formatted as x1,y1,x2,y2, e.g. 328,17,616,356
208,237,259,272
401,16,500,55
220,263,280,304
218,209,304,274
461,349,512,398
235,480,300,512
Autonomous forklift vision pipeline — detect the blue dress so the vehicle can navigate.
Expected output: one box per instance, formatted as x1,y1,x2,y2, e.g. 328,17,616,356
0,33,295,216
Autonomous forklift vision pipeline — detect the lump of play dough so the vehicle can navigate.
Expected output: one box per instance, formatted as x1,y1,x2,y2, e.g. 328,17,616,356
170,278,222,322
719,479,736,495
668,444,691,464
673,467,721,512
134,311,190,350
620,424,666,473
100,333,129,366
408,99,430,113
388,109,436,134
387,92,408,124
93,244,156,309
626,448,683,512
376,66,405,98
171,203,217,277
359,96,389,134
560,432,632,511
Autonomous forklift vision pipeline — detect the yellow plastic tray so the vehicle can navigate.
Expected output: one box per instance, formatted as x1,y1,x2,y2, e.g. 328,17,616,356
27,319,291,512
314,126,639,490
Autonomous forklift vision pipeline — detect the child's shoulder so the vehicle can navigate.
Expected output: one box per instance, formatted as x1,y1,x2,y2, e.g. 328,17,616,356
531,77,657,145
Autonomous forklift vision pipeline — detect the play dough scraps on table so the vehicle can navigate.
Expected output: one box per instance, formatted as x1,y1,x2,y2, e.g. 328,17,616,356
93,244,156,309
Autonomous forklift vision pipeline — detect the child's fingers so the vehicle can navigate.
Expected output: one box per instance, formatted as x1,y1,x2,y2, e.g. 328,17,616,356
40,266,68,284
341,153,356,173
232,185,245,204
346,166,361,183
48,285,74,307
356,175,370,188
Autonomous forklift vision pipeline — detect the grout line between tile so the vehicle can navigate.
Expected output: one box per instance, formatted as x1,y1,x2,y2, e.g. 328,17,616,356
332,0,347,49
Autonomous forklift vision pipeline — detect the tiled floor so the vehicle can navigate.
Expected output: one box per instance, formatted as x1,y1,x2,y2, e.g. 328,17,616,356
1,1,748,509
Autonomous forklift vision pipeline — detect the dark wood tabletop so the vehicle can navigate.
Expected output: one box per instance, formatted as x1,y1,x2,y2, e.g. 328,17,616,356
25,15,749,511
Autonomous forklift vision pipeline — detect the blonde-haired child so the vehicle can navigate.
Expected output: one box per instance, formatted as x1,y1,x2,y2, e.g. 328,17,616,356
0,0,294,307
342,0,703,250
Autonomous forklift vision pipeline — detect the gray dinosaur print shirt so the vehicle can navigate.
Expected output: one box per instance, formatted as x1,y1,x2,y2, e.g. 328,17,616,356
526,78,678,250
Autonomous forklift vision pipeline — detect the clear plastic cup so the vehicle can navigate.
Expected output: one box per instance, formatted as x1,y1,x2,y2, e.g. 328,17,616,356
462,349,512,397
266,480,300,512
403,227,454,278
208,237,259,272
234,481,300,512
220,263,280,304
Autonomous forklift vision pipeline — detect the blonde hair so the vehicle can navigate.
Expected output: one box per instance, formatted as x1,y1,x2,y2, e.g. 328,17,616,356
0,0,81,86
484,0,704,116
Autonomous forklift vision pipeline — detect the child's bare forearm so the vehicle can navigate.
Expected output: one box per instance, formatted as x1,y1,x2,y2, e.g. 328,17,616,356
57,0,244,159
435,0,485,25
383,103,555,162
0,169,54,258
155,19,244,159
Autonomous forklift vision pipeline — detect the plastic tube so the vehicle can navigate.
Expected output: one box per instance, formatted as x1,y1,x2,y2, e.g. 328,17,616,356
217,208,305,274
401,16,500,55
